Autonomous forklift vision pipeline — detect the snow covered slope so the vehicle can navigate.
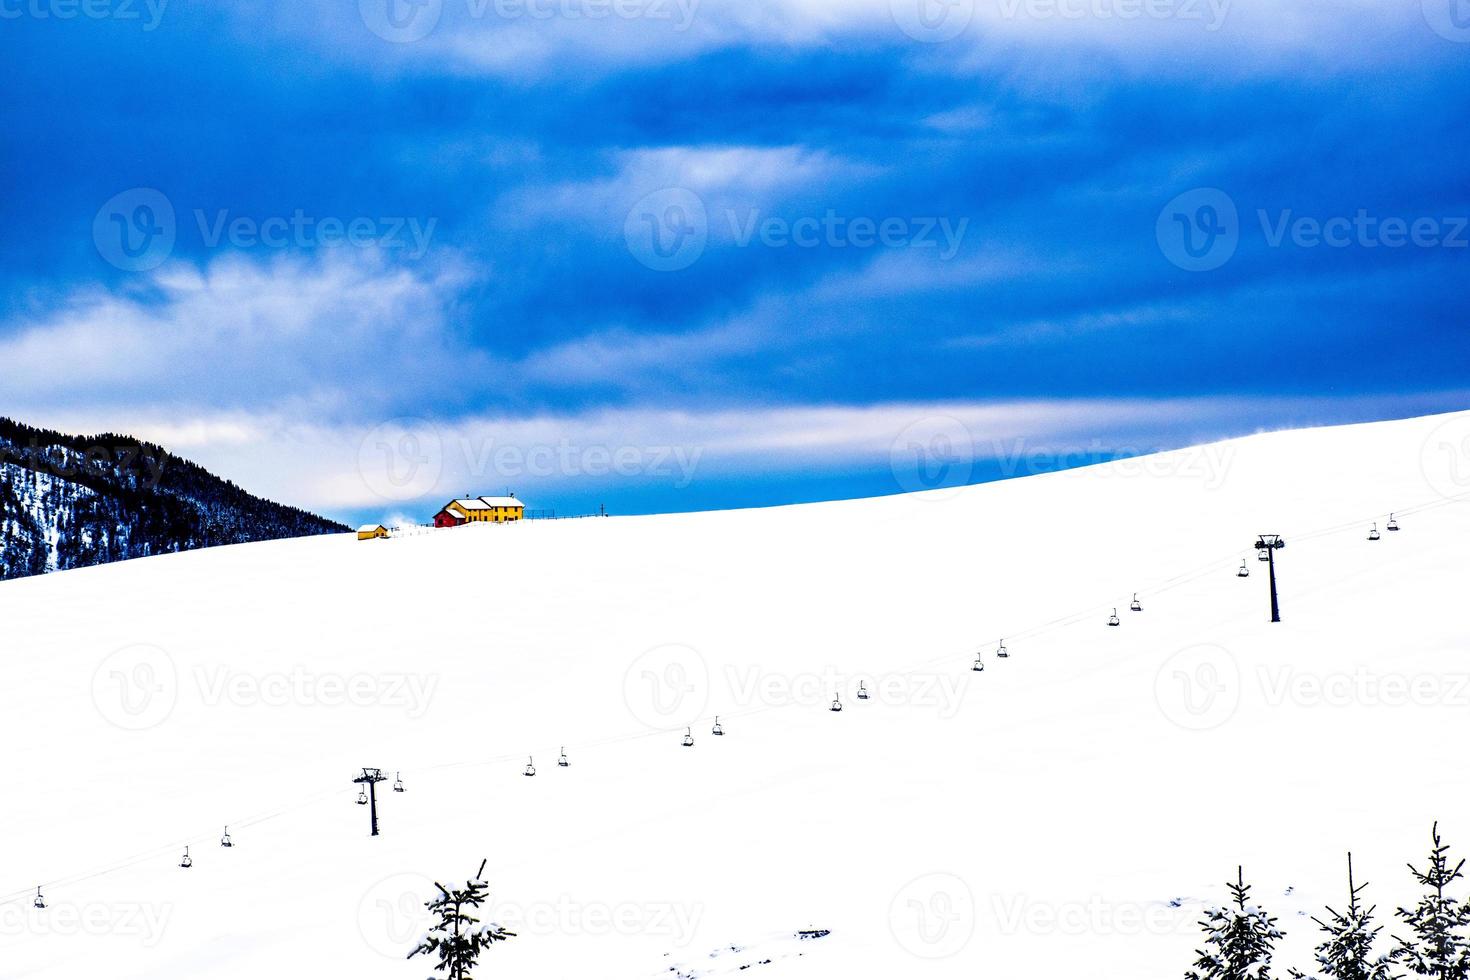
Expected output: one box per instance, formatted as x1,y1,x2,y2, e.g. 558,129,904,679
3,410,1470,979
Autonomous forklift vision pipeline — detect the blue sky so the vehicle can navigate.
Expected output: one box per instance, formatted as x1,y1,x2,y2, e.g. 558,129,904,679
1,0,1468,523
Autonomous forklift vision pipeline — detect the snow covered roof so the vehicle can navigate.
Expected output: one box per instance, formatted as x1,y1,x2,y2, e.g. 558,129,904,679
478,496,523,508
446,496,523,512
357,524,386,533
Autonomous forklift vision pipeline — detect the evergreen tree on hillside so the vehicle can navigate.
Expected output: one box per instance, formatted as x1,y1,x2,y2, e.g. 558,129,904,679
1187,866,1285,980
1290,853,1398,980
1392,824,1470,979
408,860,515,980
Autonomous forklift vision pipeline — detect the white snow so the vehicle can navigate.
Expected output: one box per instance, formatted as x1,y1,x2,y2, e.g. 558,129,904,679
3,410,1470,979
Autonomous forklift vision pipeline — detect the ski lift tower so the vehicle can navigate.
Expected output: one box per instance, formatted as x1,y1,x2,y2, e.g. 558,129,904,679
1254,534,1285,622
354,768,388,837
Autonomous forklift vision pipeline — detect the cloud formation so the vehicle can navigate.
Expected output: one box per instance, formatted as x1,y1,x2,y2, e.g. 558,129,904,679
2,0,1467,521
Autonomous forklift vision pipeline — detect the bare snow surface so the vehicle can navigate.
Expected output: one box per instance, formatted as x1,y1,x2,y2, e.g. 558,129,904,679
4,411,1470,979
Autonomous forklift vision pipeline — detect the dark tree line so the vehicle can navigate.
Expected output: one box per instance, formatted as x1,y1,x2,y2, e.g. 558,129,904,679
0,417,345,581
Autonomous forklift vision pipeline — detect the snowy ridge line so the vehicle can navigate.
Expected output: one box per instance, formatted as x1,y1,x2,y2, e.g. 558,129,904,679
3,489,1466,910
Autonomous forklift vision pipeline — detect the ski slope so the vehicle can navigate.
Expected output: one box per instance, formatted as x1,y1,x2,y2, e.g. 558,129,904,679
3,410,1470,979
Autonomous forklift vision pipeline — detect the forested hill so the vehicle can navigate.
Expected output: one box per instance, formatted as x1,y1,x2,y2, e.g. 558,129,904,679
0,417,346,581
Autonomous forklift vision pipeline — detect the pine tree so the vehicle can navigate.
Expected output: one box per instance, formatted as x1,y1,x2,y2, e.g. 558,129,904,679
407,860,516,980
1187,866,1285,980
1392,824,1470,980
1290,853,1398,980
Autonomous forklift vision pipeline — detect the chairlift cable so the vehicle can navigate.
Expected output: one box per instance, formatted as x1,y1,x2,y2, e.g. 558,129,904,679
4,489,1466,910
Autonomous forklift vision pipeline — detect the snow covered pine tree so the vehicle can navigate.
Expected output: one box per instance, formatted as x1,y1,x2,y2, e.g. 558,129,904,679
1289,853,1397,980
407,860,516,980
1186,866,1285,980
1392,823,1470,979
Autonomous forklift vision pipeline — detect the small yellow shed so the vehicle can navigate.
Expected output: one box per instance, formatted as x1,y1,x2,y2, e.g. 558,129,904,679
357,524,390,541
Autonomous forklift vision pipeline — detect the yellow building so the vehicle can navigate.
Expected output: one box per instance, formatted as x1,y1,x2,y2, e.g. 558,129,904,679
444,496,525,524
357,524,390,540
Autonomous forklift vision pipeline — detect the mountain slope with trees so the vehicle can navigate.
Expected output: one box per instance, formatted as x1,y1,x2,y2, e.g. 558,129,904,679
0,417,346,581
